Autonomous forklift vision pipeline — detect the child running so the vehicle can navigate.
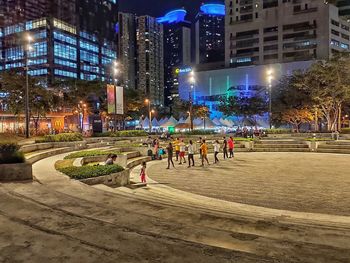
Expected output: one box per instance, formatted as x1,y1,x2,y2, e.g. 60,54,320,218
140,162,147,183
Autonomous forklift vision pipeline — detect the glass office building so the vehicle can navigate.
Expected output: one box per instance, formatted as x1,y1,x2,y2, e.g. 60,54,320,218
0,17,117,83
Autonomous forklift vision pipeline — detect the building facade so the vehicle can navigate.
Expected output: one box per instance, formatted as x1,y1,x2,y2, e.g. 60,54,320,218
336,0,350,19
178,61,312,121
157,9,191,105
137,16,164,105
0,17,117,82
226,0,350,67
195,3,225,65
118,12,137,90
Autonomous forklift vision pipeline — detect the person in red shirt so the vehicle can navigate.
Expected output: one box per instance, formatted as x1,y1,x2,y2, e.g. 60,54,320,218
228,136,235,158
140,162,147,183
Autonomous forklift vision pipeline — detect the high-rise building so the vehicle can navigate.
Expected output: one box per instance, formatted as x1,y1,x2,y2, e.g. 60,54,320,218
336,0,350,20
0,17,117,82
0,0,118,83
137,16,164,106
0,0,76,28
225,0,350,67
118,12,137,90
157,9,191,105
195,3,225,65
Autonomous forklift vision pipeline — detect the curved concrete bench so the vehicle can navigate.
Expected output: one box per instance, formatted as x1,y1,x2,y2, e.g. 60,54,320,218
80,169,130,187
20,141,87,154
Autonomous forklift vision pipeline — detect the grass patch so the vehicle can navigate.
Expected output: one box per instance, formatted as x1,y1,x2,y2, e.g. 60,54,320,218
94,130,148,137
64,150,120,159
57,164,124,180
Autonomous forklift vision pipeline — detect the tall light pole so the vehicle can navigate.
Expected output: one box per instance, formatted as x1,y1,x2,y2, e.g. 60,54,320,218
24,34,33,138
189,70,195,131
112,60,119,131
145,99,152,132
267,69,274,129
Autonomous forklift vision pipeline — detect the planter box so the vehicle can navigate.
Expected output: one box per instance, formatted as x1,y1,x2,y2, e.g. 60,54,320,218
80,154,128,167
79,169,130,186
0,163,32,181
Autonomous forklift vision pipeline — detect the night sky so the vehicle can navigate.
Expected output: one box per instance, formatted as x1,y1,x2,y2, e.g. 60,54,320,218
119,0,223,20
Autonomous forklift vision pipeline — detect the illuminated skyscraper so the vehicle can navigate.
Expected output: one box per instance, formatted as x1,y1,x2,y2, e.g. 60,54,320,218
195,3,225,65
118,12,137,90
137,16,164,105
157,9,191,105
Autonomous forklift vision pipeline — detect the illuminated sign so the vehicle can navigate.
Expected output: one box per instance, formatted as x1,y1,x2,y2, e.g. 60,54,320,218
175,67,192,75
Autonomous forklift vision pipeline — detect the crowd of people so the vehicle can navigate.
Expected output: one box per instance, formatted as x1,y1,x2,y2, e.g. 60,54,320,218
165,137,235,169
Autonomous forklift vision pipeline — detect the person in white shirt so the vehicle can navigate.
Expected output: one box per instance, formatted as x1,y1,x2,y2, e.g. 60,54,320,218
213,140,220,164
187,140,195,168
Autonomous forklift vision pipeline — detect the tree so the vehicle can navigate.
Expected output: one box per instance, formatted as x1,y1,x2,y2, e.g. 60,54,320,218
219,95,267,127
0,70,59,134
295,54,350,131
281,108,314,132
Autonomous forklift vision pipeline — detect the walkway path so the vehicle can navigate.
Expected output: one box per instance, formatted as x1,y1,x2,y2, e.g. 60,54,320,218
148,152,350,216
0,152,350,262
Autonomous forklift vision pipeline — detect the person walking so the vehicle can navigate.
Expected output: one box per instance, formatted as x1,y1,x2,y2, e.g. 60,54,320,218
140,162,147,183
228,136,235,158
187,140,195,168
213,140,220,164
222,137,228,159
198,137,203,159
178,139,186,164
200,139,210,166
166,142,175,169
174,138,180,161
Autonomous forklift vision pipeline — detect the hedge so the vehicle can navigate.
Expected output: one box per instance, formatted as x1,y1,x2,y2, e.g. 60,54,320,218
36,133,83,143
93,130,148,138
57,164,124,180
264,128,292,134
0,142,25,164
64,150,120,159
181,130,216,136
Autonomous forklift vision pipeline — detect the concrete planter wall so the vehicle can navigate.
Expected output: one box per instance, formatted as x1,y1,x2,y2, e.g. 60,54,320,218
79,169,130,186
0,163,32,181
20,141,87,154
80,154,128,167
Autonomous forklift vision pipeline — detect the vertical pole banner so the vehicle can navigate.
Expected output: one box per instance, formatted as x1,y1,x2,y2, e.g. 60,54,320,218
107,84,116,114
116,86,124,115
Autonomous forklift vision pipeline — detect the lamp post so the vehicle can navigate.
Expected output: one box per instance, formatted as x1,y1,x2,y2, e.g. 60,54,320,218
112,61,119,131
189,70,195,131
267,69,274,129
145,99,152,132
24,34,33,138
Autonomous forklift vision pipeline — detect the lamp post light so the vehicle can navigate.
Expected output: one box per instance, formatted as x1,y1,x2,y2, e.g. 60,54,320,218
24,34,33,138
145,99,152,132
267,69,274,129
189,70,195,131
112,61,119,131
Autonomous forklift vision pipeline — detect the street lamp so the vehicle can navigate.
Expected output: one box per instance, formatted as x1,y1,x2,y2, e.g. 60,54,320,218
189,70,195,131
145,99,152,132
266,69,274,129
112,60,119,131
24,33,33,138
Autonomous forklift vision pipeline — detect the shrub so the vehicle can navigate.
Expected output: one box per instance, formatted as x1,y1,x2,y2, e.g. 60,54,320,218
57,164,124,180
37,133,83,143
64,150,120,159
341,128,350,134
264,128,292,134
181,130,216,136
0,142,25,164
93,130,148,137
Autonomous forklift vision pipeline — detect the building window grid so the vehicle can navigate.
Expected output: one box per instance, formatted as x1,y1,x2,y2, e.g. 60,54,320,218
54,42,77,61
54,31,77,45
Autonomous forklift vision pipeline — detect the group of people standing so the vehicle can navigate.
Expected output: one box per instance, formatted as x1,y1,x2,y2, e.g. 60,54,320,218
166,137,235,169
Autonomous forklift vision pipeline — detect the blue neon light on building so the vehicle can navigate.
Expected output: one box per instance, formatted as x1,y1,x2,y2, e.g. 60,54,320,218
157,9,187,24
200,4,225,16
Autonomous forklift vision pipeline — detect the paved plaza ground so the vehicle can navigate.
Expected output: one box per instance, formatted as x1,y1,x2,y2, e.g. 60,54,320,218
148,152,350,216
